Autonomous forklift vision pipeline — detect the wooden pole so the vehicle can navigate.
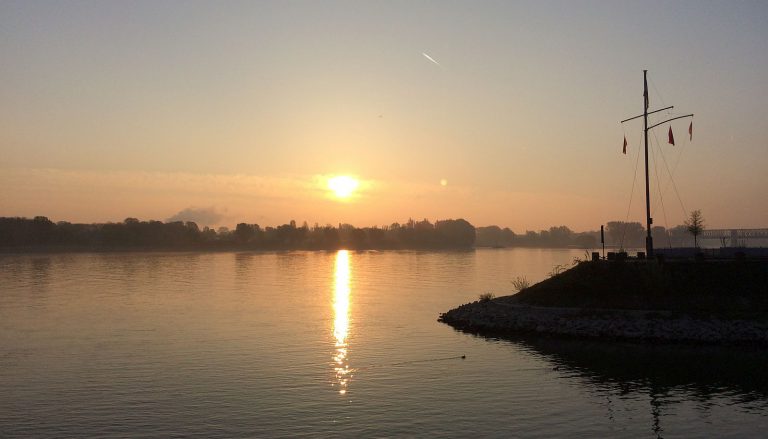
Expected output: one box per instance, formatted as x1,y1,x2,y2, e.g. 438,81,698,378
601,225,605,259
644,70,653,258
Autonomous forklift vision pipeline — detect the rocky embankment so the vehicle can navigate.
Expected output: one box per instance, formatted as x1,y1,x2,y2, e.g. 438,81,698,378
439,301,768,344
439,259,768,344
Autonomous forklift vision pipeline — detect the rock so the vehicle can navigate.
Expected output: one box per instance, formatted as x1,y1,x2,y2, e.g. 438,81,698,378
439,301,768,345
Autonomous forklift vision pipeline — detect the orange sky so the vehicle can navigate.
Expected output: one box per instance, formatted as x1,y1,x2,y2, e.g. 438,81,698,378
1,2,767,232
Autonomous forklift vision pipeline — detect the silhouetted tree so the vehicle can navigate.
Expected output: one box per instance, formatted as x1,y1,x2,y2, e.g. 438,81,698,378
234,223,257,244
574,233,597,248
476,225,504,247
685,210,705,249
349,228,367,248
435,219,475,248
651,226,669,248
547,226,574,247
366,227,386,248
321,226,340,249
606,221,645,249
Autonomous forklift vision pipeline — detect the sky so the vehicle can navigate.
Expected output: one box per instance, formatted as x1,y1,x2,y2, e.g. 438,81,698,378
1,0,767,232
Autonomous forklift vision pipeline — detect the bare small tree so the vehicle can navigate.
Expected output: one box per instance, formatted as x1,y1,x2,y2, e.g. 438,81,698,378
685,210,705,249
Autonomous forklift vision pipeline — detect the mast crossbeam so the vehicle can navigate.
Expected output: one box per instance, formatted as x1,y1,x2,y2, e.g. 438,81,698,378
620,106,674,124
647,114,694,131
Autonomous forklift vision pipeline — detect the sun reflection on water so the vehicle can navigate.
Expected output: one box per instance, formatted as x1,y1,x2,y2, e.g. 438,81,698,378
332,250,352,395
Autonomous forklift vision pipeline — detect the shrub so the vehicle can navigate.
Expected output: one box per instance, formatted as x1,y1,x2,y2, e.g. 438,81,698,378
548,264,568,278
511,276,530,292
478,292,495,302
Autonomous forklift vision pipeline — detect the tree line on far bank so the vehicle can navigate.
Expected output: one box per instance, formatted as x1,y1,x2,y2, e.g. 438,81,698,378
0,216,704,252
0,216,476,250
476,221,701,249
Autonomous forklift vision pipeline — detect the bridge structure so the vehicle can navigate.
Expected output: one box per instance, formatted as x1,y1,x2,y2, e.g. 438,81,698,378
701,229,768,247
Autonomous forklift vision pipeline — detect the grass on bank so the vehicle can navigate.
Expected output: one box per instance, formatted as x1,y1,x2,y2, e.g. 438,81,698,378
499,259,768,319
478,292,496,302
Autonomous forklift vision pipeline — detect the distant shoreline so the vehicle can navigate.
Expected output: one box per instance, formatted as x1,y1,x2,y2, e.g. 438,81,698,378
0,246,480,254
0,216,477,251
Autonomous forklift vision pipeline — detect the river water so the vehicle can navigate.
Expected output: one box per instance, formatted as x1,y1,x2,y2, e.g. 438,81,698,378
1,249,766,438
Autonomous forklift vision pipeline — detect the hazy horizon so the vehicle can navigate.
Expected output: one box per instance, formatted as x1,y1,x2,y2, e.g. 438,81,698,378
2,1,767,232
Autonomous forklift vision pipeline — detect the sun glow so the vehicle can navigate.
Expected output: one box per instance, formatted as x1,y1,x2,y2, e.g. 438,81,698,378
328,175,359,199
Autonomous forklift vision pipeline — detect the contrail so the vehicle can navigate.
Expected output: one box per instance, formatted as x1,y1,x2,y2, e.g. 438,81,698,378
422,52,441,67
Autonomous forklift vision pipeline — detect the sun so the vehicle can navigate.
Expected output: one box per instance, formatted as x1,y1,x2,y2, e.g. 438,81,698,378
328,175,359,199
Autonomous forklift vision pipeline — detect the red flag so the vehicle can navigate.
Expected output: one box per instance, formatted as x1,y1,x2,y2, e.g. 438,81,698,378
623,136,627,154
668,126,675,145
688,121,693,141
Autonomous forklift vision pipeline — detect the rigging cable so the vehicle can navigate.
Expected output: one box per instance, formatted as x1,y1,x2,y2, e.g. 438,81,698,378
620,129,644,250
665,137,687,192
648,76,672,117
652,128,688,219
649,132,673,248
650,72,691,217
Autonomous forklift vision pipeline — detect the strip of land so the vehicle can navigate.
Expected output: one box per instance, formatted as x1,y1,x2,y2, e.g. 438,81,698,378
440,258,768,344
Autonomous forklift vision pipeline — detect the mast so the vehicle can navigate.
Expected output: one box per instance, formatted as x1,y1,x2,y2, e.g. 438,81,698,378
643,70,653,257
620,71,693,258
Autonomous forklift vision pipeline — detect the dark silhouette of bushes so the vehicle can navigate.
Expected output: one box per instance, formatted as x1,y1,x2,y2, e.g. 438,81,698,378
2,215,713,252
476,224,596,248
475,221,696,249
0,216,475,251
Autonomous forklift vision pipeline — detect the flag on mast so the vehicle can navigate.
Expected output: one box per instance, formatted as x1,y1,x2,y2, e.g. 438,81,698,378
689,121,693,141
623,136,627,154
668,126,675,145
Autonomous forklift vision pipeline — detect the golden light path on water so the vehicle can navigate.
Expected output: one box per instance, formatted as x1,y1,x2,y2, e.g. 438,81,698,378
332,250,352,395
